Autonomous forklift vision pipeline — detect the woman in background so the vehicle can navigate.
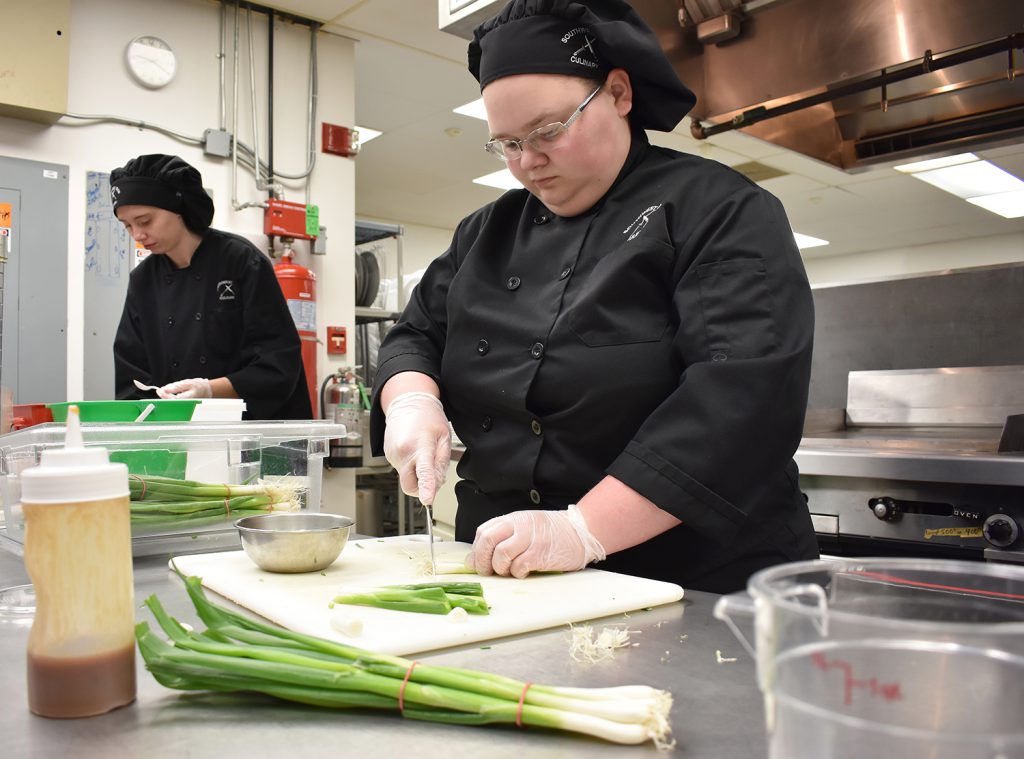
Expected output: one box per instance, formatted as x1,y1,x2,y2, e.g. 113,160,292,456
111,153,311,420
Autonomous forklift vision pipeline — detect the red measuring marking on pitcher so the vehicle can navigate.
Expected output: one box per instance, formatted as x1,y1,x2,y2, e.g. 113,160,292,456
811,651,903,706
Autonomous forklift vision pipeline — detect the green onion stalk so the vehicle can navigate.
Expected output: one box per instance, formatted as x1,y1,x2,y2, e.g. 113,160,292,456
135,570,674,747
127,475,301,528
330,582,491,616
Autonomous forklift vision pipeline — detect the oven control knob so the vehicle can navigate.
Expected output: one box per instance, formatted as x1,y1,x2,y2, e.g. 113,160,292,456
982,514,1020,549
870,497,899,522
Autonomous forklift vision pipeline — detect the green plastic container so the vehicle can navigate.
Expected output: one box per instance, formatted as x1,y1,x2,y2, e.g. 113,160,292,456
108,449,189,479
47,400,200,423
46,400,200,478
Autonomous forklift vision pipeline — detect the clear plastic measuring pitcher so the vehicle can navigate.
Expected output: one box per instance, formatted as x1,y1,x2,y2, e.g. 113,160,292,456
714,558,1024,759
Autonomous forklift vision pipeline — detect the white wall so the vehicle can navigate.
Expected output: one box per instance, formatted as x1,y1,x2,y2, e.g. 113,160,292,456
803,232,1024,286
0,0,357,402
364,215,1022,290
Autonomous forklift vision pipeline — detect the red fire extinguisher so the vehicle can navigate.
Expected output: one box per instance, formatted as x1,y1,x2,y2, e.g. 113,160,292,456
274,249,319,416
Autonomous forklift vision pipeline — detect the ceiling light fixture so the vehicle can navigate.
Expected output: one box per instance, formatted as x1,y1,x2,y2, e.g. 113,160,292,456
354,126,382,145
912,161,1022,198
793,232,829,250
454,98,488,121
966,189,1024,219
894,152,1024,219
472,169,523,191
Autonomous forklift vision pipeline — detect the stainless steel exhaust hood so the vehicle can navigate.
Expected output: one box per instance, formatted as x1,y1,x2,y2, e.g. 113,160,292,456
441,0,1024,171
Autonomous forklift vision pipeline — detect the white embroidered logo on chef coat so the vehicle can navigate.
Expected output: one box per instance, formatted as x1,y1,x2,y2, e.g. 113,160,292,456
217,280,236,300
562,27,598,69
623,204,663,241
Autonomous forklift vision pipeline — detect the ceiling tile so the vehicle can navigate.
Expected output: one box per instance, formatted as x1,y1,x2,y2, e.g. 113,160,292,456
257,0,365,23
758,173,828,195
330,0,468,62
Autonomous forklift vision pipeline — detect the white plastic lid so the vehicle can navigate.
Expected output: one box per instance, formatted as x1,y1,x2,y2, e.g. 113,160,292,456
20,406,129,504
191,398,247,422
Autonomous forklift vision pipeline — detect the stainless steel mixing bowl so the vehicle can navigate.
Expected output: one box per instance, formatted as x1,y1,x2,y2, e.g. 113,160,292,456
235,512,354,573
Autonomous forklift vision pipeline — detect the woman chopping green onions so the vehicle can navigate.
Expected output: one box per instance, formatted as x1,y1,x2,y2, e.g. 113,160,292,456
371,0,819,593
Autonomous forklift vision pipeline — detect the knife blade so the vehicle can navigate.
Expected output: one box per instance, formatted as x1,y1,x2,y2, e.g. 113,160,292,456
424,504,436,575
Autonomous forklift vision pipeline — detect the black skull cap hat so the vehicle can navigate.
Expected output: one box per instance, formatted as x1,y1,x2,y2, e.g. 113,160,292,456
109,154,215,234
468,0,696,132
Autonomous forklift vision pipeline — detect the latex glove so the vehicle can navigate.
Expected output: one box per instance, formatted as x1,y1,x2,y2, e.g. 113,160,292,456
383,391,451,506
157,378,213,399
469,505,607,579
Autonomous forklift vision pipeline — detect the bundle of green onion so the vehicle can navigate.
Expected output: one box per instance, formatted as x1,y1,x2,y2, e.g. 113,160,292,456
128,475,299,528
331,581,491,615
135,573,674,746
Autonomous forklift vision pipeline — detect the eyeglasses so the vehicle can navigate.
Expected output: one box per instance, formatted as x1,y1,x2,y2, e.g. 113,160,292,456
484,84,603,162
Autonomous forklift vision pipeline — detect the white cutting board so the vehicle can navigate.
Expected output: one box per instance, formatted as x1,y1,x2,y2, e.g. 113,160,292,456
171,536,684,656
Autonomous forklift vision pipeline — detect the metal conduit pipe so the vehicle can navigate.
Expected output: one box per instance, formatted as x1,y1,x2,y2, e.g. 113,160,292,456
247,7,262,191
226,0,318,207
305,24,319,204
219,1,227,131
267,7,274,190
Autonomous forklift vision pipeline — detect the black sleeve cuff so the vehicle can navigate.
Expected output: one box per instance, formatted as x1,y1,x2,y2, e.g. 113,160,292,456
606,441,748,545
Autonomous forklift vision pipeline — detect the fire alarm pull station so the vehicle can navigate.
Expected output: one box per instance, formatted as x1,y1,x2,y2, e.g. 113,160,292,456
326,326,347,355
264,200,319,240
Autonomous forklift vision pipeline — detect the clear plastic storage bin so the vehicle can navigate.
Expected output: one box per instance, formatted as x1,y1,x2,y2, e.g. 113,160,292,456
0,420,347,557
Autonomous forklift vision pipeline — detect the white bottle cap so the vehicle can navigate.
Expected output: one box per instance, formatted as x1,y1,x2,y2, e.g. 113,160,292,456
20,406,130,504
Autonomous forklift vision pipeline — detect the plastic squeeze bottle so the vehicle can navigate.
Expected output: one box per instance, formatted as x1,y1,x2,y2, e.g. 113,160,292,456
21,406,136,717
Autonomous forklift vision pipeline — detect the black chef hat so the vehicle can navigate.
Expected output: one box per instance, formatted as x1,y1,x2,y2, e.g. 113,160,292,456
109,154,215,234
468,0,696,132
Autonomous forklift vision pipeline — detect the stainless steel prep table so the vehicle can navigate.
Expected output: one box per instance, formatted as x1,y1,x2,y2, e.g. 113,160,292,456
0,545,765,758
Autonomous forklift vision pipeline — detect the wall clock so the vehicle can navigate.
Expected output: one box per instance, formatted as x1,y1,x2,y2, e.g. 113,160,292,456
125,35,177,89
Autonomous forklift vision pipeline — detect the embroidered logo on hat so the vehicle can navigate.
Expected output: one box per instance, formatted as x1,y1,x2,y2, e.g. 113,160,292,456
110,185,121,205
562,27,598,70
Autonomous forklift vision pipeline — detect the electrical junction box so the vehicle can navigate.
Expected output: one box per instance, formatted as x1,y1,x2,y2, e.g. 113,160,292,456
203,128,233,158
326,326,347,355
264,199,318,240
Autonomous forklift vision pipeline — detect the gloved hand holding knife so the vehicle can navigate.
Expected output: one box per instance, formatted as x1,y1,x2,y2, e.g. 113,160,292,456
382,374,451,574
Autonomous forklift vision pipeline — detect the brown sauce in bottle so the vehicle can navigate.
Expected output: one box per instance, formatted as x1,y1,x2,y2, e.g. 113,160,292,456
28,645,136,718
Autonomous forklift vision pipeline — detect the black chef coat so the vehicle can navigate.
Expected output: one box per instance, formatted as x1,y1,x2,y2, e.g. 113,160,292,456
371,131,818,593
114,229,312,421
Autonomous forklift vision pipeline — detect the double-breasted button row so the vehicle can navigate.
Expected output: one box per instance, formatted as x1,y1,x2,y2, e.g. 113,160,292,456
477,339,551,359
559,265,573,280
531,419,542,436
532,214,549,225
529,489,541,504
506,276,521,291
167,316,175,326
194,312,203,321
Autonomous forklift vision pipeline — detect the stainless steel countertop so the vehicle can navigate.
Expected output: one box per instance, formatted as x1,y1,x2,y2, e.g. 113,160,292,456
0,545,765,758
